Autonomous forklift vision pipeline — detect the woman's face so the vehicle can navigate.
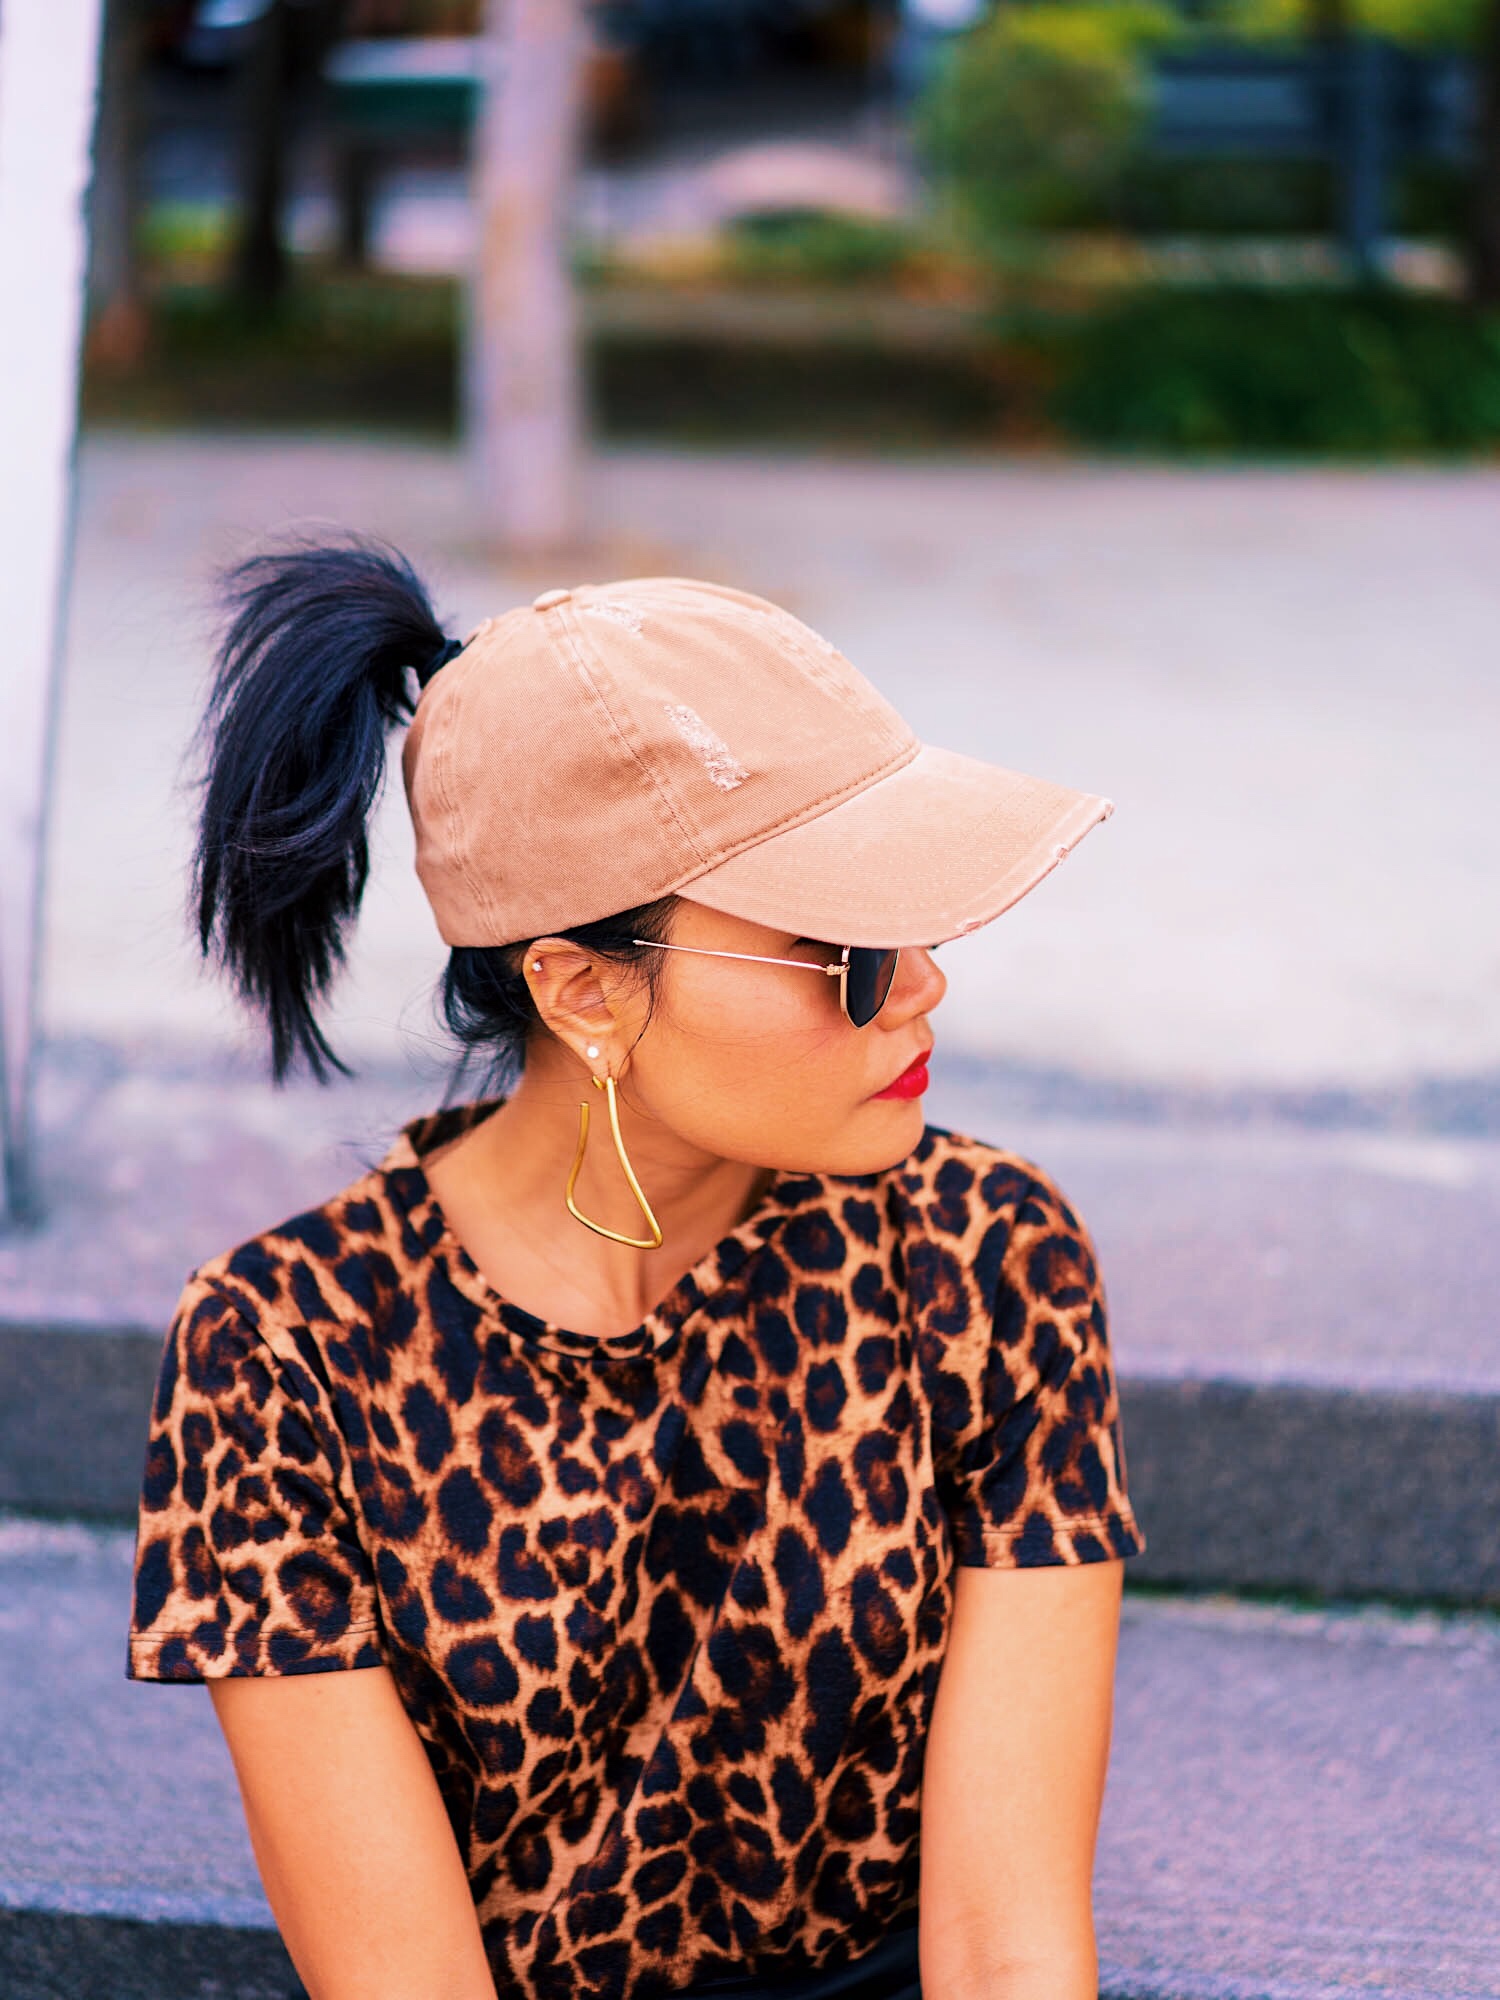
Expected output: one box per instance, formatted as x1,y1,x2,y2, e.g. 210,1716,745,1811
586,897,949,1180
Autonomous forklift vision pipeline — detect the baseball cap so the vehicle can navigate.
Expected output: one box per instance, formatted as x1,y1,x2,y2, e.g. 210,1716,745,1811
400,575,1113,951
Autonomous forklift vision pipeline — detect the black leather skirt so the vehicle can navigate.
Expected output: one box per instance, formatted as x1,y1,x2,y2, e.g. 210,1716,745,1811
677,1909,921,1999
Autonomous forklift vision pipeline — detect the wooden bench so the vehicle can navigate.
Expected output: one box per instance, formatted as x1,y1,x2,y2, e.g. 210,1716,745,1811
323,33,644,265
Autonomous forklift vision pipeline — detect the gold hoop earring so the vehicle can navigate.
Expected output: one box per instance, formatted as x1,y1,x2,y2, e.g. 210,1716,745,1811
565,1074,664,1249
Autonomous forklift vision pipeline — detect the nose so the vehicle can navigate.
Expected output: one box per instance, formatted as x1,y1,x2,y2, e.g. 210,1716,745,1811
883,945,946,1025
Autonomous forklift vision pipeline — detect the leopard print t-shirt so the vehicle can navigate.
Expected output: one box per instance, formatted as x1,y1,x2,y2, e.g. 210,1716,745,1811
125,1097,1146,1998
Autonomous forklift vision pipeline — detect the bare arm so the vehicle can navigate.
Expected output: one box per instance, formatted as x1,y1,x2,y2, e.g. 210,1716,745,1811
919,1557,1125,1999
209,1664,498,2000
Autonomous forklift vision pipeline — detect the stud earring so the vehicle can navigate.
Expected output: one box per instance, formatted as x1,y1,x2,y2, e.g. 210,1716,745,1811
586,1044,600,1060
531,959,542,972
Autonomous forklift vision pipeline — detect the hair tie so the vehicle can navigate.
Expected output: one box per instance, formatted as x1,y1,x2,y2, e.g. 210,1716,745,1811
416,635,465,689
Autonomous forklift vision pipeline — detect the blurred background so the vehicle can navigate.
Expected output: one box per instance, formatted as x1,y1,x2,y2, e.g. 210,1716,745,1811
2,2,1498,1996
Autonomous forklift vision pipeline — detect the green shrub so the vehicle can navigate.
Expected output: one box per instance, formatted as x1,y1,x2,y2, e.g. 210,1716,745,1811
84,274,461,432
913,5,1175,244
1034,283,1500,452
1213,0,1484,46
916,0,1480,243
1118,154,1468,241
721,212,926,286
1116,156,1340,233
1394,159,1470,236
139,200,235,266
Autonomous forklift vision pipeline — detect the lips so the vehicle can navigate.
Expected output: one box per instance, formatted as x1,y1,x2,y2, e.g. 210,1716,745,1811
872,1049,932,1100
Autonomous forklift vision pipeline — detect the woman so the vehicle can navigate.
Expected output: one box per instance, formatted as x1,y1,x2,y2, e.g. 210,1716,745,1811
125,543,1147,2000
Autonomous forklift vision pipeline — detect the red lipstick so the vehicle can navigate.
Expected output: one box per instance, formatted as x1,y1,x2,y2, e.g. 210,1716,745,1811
872,1051,930,1101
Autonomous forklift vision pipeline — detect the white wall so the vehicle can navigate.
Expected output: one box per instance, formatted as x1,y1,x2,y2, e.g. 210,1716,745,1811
0,0,105,1216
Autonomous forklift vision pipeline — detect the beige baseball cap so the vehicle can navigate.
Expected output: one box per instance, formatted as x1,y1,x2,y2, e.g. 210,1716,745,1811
400,576,1113,950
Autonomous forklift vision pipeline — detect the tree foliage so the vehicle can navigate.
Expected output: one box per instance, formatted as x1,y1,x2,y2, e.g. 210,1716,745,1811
913,4,1175,244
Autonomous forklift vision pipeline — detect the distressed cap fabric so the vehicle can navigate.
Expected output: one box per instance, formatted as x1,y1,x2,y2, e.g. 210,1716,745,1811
399,575,1114,950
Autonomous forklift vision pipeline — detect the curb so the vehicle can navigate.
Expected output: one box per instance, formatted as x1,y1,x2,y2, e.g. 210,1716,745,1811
0,1908,302,2000
0,1905,1289,2000
6,1321,1498,1605
1120,1374,1500,1605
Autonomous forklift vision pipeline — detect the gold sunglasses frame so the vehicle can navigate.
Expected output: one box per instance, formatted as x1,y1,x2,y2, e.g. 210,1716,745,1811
628,937,900,1028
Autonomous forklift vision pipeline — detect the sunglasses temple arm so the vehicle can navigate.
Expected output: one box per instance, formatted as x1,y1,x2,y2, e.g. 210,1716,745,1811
632,939,846,975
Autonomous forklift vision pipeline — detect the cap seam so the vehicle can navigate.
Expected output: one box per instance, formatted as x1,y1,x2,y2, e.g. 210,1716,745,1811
668,732,922,889
550,601,710,868
668,754,1111,945
430,664,501,941
643,578,906,725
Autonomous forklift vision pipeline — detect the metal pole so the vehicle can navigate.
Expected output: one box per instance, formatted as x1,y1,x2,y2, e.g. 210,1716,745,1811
0,0,106,1223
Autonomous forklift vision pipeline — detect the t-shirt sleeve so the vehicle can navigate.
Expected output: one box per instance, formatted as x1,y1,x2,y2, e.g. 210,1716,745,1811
944,1168,1147,1569
126,1268,385,1682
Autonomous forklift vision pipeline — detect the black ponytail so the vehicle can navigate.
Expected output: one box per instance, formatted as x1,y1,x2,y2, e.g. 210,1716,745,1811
189,533,455,1084
190,530,685,1096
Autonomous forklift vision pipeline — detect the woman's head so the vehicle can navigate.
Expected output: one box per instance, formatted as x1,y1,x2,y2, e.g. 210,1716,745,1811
190,536,1106,1158
512,897,947,1181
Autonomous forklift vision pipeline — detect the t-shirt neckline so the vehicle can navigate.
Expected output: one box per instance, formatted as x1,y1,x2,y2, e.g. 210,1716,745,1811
378,1093,830,1361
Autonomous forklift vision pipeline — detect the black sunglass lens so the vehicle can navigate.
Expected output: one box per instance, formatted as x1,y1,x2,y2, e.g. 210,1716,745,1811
845,947,900,1027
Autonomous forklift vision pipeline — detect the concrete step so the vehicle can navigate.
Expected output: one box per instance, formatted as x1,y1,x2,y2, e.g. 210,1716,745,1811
2,1515,1497,2000
4,1041,1499,1605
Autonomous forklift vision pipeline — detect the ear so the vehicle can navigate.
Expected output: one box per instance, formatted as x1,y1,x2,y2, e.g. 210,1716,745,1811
524,939,635,1065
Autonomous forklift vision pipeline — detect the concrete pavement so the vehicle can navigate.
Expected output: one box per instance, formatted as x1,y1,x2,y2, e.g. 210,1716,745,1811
4,1514,1497,2000
5,1034,1499,1390
8,430,1499,1603
6,1034,1499,1602
49,432,1500,1099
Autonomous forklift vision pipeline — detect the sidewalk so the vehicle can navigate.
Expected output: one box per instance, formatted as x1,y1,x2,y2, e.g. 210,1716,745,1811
49,431,1500,1098
5,1034,1498,1602
4,1515,1498,2000
5,430,1498,1601
6,430,1500,1993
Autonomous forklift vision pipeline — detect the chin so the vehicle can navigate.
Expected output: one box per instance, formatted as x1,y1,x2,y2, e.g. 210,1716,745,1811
763,1099,927,1182
847,1097,928,1174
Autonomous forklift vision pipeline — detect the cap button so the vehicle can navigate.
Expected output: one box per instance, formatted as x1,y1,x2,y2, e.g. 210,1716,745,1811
532,587,571,610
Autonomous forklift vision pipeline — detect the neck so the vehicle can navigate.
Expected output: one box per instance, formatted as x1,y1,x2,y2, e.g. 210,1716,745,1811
431,1054,776,1332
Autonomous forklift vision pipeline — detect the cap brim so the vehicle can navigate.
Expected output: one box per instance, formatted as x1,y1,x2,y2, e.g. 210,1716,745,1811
673,742,1114,949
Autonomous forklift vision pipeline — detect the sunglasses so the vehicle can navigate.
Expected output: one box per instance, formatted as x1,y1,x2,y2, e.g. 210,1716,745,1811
629,937,902,1028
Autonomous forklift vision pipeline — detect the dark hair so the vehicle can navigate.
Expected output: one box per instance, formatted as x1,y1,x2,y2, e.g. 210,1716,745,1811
189,530,678,1088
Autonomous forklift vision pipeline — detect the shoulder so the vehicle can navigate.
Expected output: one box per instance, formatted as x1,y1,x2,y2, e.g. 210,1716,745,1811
861,1124,1107,1375
885,1121,1092,1271
180,1096,497,1350
171,1147,413,1379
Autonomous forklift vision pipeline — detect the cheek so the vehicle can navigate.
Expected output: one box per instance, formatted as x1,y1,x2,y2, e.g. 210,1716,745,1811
647,975,861,1134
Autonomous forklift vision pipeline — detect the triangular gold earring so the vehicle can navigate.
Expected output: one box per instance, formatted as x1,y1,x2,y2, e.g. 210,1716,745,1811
565,1073,664,1249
